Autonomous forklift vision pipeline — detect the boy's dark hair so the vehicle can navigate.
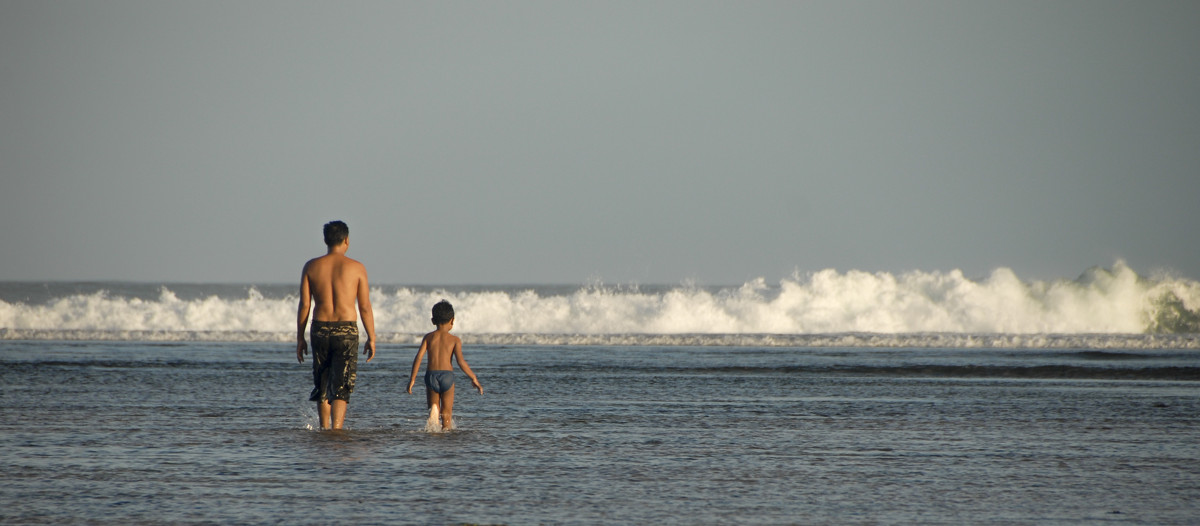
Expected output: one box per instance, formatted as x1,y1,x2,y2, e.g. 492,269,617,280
323,221,349,247
432,300,455,325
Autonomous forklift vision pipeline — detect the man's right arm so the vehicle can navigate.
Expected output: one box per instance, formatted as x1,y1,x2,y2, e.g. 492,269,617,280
296,267,311,363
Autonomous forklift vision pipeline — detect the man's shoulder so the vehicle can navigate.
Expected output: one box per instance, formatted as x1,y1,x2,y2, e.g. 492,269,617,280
331,254,366,272
301,256,323,274
305,253,336,266
308,254,366,269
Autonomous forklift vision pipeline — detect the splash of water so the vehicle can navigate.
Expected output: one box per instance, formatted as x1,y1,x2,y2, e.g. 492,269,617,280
424,404,442,433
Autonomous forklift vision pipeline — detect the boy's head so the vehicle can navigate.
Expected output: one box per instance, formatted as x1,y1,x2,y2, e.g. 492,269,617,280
432,300,455,326
323,220,349,247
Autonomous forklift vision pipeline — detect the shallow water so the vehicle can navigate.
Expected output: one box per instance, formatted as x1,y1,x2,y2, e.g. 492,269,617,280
2,341,1198,524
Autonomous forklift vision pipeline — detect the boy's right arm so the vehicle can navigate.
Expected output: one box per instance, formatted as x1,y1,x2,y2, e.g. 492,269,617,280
406,337,427,394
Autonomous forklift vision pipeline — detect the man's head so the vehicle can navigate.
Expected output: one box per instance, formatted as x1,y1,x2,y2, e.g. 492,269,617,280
432,300,455,326
323,221,349,247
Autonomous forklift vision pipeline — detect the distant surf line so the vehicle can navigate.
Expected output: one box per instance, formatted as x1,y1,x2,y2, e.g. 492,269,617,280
2,328,1197,349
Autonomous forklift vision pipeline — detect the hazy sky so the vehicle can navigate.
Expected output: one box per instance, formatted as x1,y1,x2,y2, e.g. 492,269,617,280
2,1,1197,285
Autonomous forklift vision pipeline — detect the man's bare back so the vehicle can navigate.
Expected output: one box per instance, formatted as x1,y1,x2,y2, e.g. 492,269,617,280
303,253,371,323
296,249,376,362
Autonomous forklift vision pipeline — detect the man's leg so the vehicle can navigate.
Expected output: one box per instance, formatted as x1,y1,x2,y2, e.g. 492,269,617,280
311,325,332,430
318,400,332,430
319,327,357,431
330,400,348,430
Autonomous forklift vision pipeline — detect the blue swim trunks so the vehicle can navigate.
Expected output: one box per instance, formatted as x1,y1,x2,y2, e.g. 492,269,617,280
425,370,455,394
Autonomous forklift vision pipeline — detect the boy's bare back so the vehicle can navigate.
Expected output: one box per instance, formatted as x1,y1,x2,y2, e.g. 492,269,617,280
420,329,462,371
406,307,483,397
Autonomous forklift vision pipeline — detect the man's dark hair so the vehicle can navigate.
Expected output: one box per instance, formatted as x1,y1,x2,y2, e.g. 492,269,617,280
323,221,349,247
432,300,455,325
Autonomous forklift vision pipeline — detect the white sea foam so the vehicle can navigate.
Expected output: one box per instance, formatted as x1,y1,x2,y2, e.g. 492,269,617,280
2,262,1198,347
0,286,289,333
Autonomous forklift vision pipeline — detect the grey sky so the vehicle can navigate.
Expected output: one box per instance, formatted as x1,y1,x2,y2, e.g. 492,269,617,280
2,1,1197,284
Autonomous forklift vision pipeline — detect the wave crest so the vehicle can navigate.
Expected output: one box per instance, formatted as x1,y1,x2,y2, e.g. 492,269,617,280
2,262,1198,344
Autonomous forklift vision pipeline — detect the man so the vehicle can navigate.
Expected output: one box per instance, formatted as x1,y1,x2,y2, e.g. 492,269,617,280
296,220,377,430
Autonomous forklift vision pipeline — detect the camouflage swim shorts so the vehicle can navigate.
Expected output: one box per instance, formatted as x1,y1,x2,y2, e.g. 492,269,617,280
309,321,359,403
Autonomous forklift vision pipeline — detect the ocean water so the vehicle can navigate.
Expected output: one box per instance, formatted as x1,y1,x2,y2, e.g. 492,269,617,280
1,270,1199,524
2,341,1199,524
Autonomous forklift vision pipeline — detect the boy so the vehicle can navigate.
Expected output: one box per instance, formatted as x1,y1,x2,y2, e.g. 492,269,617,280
406,300,482,431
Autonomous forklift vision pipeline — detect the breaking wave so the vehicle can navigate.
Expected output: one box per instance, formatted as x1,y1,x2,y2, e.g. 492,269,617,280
1,262,1198,347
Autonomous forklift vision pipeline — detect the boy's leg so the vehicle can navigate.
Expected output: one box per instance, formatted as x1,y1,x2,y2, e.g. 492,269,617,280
442,385,455,429
425,389,443,430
